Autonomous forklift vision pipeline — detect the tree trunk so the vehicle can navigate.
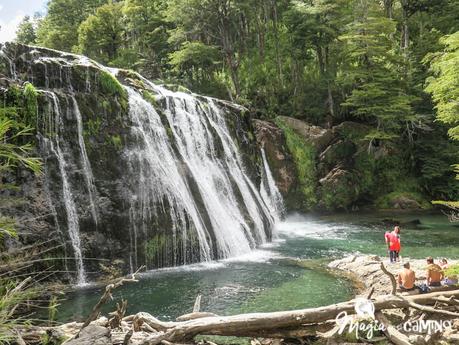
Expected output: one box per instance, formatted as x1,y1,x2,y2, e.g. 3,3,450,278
136,289,459,344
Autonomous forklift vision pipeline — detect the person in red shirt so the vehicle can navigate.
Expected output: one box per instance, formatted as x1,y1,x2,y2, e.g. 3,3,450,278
385,226,401,263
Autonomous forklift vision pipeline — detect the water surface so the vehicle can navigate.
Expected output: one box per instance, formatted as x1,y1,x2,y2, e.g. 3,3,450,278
55,211,459,322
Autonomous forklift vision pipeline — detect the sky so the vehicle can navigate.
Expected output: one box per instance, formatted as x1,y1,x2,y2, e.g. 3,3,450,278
0,0,47,43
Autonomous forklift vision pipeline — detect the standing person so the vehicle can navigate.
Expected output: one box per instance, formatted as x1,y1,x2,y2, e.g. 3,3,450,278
426,257,444,287
385,226,401,263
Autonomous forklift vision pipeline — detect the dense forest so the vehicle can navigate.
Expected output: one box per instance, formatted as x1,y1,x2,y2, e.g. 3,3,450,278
1,1,459,343
14,0,459,208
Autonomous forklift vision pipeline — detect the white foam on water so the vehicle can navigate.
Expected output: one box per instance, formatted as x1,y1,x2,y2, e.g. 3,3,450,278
276,213,353,240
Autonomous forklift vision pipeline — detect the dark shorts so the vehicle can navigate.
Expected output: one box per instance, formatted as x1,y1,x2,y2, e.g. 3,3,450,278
399,284,416,291
428,281,441,287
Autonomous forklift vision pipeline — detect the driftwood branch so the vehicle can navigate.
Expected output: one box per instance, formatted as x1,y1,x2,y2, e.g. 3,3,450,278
380,262,397,295
193,294,201,312
375,311,411,345
79,266,144,331
16,288,459,344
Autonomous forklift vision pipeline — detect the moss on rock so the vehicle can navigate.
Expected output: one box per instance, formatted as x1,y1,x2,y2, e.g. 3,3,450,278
275,117,317,209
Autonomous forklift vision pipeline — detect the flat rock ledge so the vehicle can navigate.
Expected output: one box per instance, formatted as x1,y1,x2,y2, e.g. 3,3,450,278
329,254,458,296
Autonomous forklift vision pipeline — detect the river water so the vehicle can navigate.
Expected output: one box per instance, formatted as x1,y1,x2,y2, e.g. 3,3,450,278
54,211,459,322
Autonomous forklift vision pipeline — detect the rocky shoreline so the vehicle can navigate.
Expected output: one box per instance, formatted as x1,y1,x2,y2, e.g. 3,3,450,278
11,255,459,345
329,255,458,296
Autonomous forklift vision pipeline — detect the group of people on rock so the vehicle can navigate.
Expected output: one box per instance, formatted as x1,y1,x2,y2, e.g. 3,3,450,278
384,226,457,292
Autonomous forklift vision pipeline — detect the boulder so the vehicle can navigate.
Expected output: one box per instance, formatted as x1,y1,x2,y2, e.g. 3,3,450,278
277,116,334,151
332,121,371,141
391,196,422,209
318,168,360,210
64,325,112,345
318,139,356,171
377,192,430,210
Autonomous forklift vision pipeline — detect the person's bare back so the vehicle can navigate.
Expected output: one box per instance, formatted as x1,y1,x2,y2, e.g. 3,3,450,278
426,257,444,286
398,263,415,289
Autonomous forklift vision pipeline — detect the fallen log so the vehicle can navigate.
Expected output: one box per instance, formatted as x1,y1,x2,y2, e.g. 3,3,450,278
375,311,411,345
134,289,459,344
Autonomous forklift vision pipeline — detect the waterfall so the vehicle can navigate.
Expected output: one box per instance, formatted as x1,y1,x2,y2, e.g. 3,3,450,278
0,46,17,80
260,148,285,222
71,96,98,225
150,85,273,257
44,92,86,285
1,43,280,279
125,87,212,265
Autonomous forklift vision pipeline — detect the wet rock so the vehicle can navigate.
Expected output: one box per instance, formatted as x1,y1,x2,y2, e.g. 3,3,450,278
318,139,356,171
390,196,422,209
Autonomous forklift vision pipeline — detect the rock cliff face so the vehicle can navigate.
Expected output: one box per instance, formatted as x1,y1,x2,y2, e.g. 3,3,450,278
0,43,281,282
253,117,429,212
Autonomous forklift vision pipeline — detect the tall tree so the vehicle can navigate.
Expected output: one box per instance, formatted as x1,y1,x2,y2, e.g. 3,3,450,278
166,0,245,97
425,31,459,211
77,2,125,65
339,0,416,142
15,16,37,45
123,0,171,78
36,0,106,52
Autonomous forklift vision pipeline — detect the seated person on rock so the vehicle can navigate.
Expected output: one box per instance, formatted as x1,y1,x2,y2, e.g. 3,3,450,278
440,259,458,286
426,257,444,287
440,258,449,269
398,262,416,291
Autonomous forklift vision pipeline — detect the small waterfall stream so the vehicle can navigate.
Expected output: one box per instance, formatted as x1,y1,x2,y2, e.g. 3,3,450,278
260,148,285,222
44,93,86,285
71,96,98,225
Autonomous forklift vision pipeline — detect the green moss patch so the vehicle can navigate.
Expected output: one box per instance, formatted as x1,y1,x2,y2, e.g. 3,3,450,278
275,117,317,209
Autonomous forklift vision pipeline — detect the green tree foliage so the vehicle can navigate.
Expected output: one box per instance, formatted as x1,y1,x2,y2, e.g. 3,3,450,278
425,31,459,209
21,0,459,209
36,0,106,51
339,0,416,140
77,2,125,65
15,16,37,45
425,32,459,141
122,0,171,78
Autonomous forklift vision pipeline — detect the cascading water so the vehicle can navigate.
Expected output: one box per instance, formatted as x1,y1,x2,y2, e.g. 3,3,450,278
42,92,86,285
125,87,212,266
151,85,273,257
260,148,285,222
71,96,98,225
